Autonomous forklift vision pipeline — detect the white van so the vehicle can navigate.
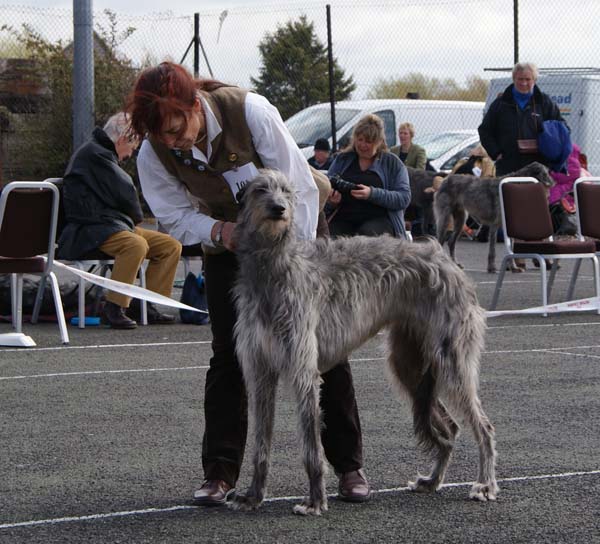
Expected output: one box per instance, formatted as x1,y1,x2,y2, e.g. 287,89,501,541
285,99,485,159
485,72,600,174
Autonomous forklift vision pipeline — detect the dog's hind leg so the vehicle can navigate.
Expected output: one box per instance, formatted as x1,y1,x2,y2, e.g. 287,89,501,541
230,362,278,512
446,357,498,501
387,325,457,493
289,363,328,516
434,194,452,248
447,208,467,268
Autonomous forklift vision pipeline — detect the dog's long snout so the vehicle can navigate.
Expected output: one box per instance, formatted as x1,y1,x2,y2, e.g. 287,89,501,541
270,203,286,217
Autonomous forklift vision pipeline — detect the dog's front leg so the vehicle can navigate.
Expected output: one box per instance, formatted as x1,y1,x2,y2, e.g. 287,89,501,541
230,362,278,512
290,363,328,516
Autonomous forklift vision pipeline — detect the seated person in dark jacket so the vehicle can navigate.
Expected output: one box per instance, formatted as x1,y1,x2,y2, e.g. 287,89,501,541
308,138,333,170
58,113,182,329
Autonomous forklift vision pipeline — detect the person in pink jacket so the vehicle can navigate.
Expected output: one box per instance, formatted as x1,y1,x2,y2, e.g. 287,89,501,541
548,143,587,208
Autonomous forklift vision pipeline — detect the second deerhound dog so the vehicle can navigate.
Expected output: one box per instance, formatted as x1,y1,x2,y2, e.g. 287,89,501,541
434,161,554,273
231,170,498,516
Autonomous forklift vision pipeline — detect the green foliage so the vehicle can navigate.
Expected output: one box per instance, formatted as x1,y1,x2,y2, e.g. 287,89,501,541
368,73,489,102
1,10,139,178
250,15,355,120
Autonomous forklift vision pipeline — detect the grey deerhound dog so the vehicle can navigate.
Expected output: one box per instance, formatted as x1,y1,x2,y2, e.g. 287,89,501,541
406,166,446,236
231,170,497,515
434,162,554,273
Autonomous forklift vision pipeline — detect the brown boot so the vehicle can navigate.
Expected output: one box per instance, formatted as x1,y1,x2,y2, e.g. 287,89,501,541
101,301,137,329
338,469,371,503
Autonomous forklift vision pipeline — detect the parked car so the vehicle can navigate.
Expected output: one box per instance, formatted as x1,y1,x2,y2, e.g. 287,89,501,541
413,129,480,172
285,100,484,159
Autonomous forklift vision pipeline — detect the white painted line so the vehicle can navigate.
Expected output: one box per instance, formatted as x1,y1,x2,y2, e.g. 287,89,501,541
3,346,600,382
0,340,211,353
538,350,600,361
488,321,600,330
0,365,210,381
484,344,600,355
1,469,598,530
3,319,600,354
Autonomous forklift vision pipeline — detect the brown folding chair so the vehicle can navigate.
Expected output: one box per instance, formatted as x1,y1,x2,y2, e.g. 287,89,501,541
567,177,600,299
48,178,148,329
490,177,600,316
0,181,69,345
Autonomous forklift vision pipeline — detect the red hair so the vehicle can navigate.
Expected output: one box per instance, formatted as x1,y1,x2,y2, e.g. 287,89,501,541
126,62,227,141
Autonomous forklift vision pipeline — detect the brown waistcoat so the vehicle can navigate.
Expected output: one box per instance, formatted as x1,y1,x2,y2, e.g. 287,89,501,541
149,86,264,224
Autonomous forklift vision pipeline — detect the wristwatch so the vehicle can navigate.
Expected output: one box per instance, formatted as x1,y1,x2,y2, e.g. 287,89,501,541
213,221,225,247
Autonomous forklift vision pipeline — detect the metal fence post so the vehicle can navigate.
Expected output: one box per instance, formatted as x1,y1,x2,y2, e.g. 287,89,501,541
72,0,95,150
326,4,336,152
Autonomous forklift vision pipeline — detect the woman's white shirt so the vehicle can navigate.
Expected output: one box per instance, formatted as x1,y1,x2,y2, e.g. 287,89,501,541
136,92,318,247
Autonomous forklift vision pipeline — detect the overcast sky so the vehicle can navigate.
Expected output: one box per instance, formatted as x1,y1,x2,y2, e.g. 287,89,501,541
3,1,599,99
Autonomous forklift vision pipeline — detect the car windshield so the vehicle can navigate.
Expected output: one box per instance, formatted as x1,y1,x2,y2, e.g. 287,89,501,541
285,107,360,148
413,132,476,160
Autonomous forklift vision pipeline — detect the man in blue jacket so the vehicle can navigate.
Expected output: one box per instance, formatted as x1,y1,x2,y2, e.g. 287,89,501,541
58,113,181,329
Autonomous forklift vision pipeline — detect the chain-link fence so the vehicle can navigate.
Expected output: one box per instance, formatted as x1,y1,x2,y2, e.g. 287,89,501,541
1,0,600,184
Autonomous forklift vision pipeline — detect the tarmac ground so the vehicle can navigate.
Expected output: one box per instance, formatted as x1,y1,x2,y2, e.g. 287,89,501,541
1,237,599,543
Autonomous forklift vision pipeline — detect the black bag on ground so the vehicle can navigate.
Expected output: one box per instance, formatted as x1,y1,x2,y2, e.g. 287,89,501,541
179,272,210,325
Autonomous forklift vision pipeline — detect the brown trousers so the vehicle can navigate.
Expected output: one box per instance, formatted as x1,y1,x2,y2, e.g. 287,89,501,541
99,227,182,308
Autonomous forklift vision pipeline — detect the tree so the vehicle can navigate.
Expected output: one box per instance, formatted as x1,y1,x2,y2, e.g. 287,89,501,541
368,73,488,102
1,10,139,179
251,16,355,120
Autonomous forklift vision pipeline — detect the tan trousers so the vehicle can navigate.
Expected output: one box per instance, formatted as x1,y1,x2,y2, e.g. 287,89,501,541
99,227,182,308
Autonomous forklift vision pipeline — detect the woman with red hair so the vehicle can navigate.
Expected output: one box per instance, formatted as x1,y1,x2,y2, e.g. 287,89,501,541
127,62,370,506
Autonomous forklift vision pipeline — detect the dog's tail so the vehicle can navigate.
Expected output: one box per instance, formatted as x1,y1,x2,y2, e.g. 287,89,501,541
412,366,453,453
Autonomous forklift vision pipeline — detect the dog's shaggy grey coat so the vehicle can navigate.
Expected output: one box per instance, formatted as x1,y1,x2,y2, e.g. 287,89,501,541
434,161,554,272
231,170,498,515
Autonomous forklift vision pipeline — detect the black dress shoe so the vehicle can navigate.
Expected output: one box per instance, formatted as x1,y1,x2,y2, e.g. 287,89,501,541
192,480,234,506
101,301,137,329
127,301,177,324
338,469,371,503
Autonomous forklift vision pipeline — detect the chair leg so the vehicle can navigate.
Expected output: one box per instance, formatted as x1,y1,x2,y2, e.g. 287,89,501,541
567,258,582,300
547,259,559,301
14,274,24,333
78,268,87,329
10,273,18,328
139,262,148,326
48,271,69,344
592,256,600,315
31,275,48,324
538,258,549,318
490,256,509,310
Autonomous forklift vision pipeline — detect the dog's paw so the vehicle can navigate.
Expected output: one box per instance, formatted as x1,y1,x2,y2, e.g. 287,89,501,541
292,499,328,516
487,266,497,274
469,481,499,502
229,492,263,512
408,475,440,493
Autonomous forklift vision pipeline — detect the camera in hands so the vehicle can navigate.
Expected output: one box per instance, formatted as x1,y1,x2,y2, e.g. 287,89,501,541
329,175,359,194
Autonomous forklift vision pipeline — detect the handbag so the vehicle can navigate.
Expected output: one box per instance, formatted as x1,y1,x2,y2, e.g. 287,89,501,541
179,272,210,325
517,138,539,154
516,98,540,155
